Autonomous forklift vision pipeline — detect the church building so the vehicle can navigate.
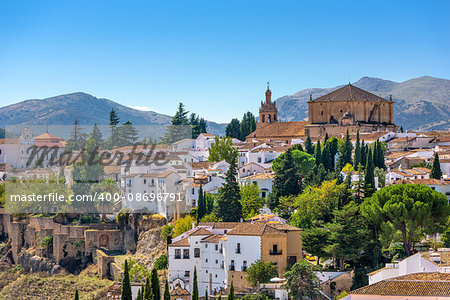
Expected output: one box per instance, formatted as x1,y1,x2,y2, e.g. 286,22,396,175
246,83,397,143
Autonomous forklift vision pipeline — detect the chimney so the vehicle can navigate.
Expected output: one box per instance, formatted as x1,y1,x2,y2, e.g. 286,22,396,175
192,221,195,229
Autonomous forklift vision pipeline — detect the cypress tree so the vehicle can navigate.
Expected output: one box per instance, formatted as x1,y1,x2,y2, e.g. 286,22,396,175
144,275,152,300
151,268,160,300
364,148,375,198
193,267,199,300
400,126,404,133
315,140,322,166
338,129,353,169
353,130,361,169
74,289,79,300
227,281,235,300
322,144,332,171
136,287,142,300
218,295,222,300
305,135,314,155
197,185,206,221
216,156,242,221
205,289,209,300
164,279,170,300
431,152,443,179
121,260,132,300
360,140,367,167
378,140,386,169
324,132,329,143
373,140,380,169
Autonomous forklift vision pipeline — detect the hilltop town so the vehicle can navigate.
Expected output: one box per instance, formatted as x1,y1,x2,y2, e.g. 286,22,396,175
0,83,448,299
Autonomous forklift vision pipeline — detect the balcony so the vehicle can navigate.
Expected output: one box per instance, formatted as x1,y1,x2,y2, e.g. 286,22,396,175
269,249,283,255
229,265,235,271
235,248,241,254
175,255,181,259
241,266,247,271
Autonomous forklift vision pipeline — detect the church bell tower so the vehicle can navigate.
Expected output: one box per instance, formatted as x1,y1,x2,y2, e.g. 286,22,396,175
258,82,278,128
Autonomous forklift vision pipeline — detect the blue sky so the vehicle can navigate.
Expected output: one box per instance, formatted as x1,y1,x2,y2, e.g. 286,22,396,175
0,0,449,123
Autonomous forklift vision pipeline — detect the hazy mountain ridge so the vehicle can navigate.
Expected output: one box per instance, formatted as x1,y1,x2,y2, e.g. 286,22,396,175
276,76,450,131
0,92,227,137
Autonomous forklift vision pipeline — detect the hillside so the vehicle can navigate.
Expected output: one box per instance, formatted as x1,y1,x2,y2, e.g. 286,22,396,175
276,76,450,131
0,92,227,138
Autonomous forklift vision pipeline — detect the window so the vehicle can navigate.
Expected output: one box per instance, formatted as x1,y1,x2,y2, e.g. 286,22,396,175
183,249,190,259
230,260,235,271
216,260,218,264
215,244,218,251
192,188,195,195
175,249,181,259
206,259,208,263
143,179,146,184
215,274,218,278
321,111,323,115
257,157,262,163
205,244,208,248
236,243,241,254
194,248,200,258
184,271,190,277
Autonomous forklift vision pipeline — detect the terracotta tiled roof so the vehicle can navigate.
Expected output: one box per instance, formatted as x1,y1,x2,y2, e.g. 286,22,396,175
403,169,426,175
227,223,286,236
312,84,389,103
241,173,275,180
188,227,212,236
414,167,431,173
269,223,302,231
198,222,240,229
351,273,450,296
201,234,222,243
191,162,216,169
0,138,19,144
170,286,191,296
169,237,190,247
247,121,308,139
394,178,449,185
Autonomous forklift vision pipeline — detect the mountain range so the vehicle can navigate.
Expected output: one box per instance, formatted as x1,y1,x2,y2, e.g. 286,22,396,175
276,76,450,131
0,75,448,139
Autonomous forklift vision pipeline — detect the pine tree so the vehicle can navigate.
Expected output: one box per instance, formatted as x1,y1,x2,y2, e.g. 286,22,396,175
431,152,443,179
227,281,235,300
225,119,241,140
353,130,361,169
90,123,102,146
193,267,199,300
121,260,132,300
240,112,256,140
118,121,139,146
305,135,314,155
109,109,120,148
364,148,375,197
74,289,79,300
162,102,191,144
218,294,222,300
315,140,322,167
196,185,206,221
163,279,170,300
144,275,152,300
151,268,160,300
66,118,88,151
216,156,242,221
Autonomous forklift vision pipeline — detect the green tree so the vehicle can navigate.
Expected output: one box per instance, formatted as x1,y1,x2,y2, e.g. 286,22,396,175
162,102,191,144
302,227,330,265
193,267,199,300
431,152,443,179
314,140,322,166
74,289,79,300
364,148,375,197
246,259,278,287
121,260,132,300
204,289,209,300
144,275,152,300
208,136,238,163
283,260,320,299
216,156,242,221
173,215,195,237
66,118,88,151
90,123,103,146
240,112,257,140
226,118,241,140
322,143,332,171
117,121,139,146
164,279,170,300
197,185,206,222
337,129,353,169
109,109,120,148
227,281,235,300
325,202,369,270
190,113,207,139
353,130,361,169
360,140,367,167
151,268,160,300
290,180,345,229
271,150,315,178
269,149,302,209
240,183,264,219
361,184,450,256
305,135,314,155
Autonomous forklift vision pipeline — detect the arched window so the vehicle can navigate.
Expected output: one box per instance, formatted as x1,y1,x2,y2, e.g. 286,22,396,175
194,248,200,258
320,111,324,116
268,114,271,123
262,115,265,122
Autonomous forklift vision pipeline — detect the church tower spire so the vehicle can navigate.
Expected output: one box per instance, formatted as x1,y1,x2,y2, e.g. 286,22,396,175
258,82,278,129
